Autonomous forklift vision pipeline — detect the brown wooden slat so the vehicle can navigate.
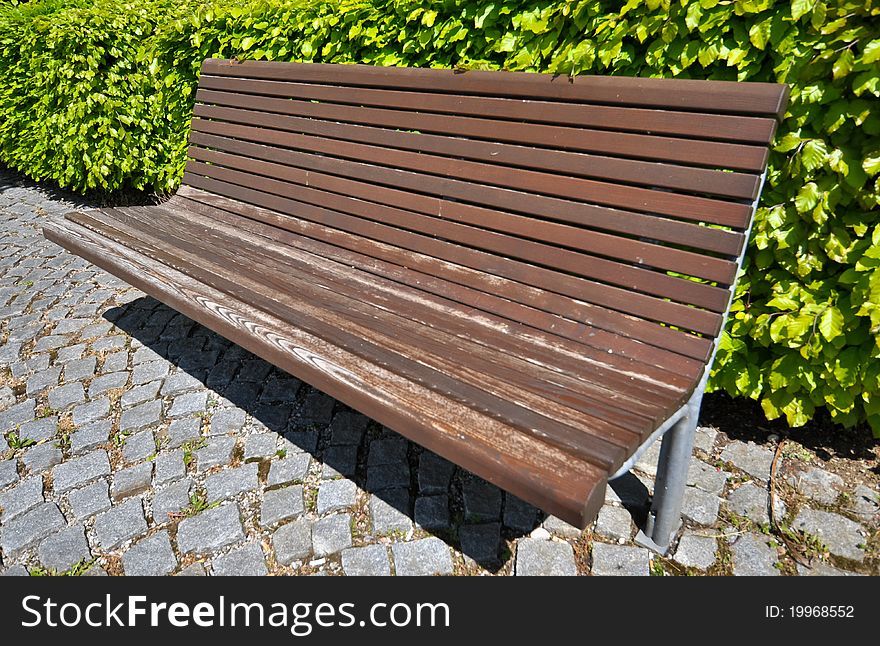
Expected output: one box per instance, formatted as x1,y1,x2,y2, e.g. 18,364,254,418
110,204,683,436
180,168,727,336
190,118,752,228
70,208,638,469
184,156,732,315
198,75,779,144
43,218,608,527
194,99,761,200
188,129,744,257
201,59,790,120
187,146,738,284
195,87,769,174
119,200,690,412
174,186,713,370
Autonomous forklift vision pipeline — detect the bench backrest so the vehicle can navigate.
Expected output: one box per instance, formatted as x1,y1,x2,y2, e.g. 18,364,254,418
183,59,787,368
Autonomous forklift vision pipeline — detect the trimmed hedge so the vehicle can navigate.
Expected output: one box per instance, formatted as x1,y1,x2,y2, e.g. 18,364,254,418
0,0,878,433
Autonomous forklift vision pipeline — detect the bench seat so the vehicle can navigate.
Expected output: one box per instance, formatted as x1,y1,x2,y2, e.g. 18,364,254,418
44,59,788,537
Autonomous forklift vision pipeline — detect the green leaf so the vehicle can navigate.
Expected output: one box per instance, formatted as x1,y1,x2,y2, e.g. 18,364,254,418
863,39,880,65
832,49,854,80
818,306,844,341
800,139,828,171
790,0,815,22
748,19,771,50
795,182,820,213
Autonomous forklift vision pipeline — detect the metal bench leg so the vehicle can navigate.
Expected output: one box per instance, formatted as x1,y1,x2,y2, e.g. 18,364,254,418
635,393,701,555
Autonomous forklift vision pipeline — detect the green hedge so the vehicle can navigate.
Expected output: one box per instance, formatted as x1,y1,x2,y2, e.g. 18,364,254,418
1,0,878,433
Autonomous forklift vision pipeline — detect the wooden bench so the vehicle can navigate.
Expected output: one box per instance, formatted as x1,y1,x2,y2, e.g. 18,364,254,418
44,59,788,553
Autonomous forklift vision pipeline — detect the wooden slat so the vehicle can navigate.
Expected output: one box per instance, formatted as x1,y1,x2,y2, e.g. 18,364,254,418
119,200,692,409
181,169,727,336
201,59,790,120
193,101,761,200
184,156,732,315
198,75,780,144
188,129,745,257
186,146,738,284
109,205,685,435
175,186,714,369
43,218,608,527
194,87,769,173
70,208,641,468
190,118,752,228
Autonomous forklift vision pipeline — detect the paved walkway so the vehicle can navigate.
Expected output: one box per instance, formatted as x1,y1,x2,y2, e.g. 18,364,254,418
0,169,877,576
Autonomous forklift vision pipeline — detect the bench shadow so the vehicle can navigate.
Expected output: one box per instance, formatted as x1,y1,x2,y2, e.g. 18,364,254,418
104,296,543,572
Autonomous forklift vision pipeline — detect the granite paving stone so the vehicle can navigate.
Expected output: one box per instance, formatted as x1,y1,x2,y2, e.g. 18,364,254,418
21,442,64,473
48,381,86,411
93,498,148,549
267,454,311,486
244,433,277,461
342,545,390,576
515,538,577,576
273,519,312,565
687,461,729,496
177,504,245,554
726,481,784,526
594,505,633,542
321,445,358,479
0,502,66,557
328,411,368,446
66,480,111,520
260,485,304,527
37,526,91,572
209,408,246,436
0,475,43,522
212,543,268,576
414,495,450,531
371,490,412,535
196,437,236,472
793,508,866,562
152,477,193,521
731,533,780,576
590,544,649,576
18,417,56,443
169,391,208,418
153,450,186,486
121,430,156,463
317,479,358,515
111,462,153,500
673,532,718,570
119,399,162,431
392,538,453,576
312,513,353,556
720,441,774,481
0,459,17,489
62,356,96,383
462,478,502,522
459,523,501,563
205,463,259,501
72,398,109,427
787,467,845,505
681,486,721,526
52,449,110,493
166,417,202,449
88,371,128,398
120,381,162,408
70,420,110,455
122,532,177,576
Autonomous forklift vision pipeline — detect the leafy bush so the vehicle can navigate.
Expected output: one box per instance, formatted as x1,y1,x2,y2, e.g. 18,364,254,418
0,0,178,191
1,0,878,433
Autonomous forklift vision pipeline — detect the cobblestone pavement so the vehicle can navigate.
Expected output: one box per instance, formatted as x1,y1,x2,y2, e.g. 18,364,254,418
1,169,877,576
